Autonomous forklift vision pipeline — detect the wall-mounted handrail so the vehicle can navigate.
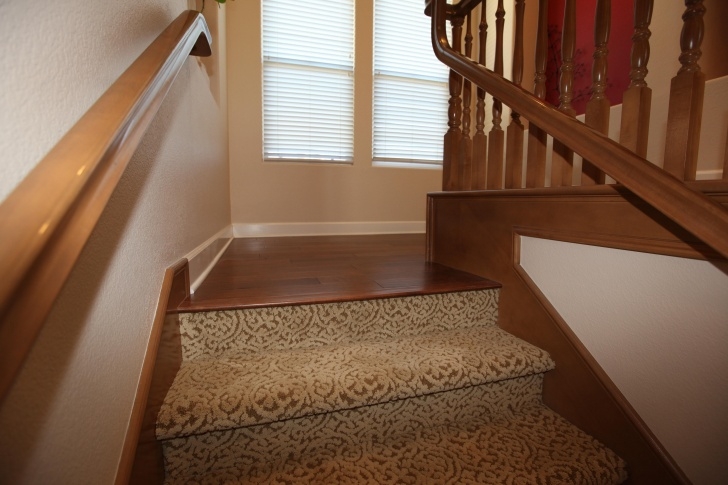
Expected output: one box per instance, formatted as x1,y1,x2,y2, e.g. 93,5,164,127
430,0,728,261
0,10,211,402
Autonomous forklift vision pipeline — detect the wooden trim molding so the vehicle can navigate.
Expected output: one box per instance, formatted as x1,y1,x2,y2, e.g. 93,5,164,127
0,11,211,403
232,221,426,238
115,259,189,485
429,0,728,261
424,186,727,483
512,226,723,261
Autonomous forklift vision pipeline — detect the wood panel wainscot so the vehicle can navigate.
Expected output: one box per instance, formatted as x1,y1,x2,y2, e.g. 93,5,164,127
426,181,728,484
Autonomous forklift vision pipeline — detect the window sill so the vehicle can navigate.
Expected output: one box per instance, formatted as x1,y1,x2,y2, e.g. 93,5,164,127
372,160,443,170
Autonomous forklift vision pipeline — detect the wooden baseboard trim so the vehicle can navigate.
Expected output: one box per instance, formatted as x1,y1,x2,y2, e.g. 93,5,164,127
115,259,189,485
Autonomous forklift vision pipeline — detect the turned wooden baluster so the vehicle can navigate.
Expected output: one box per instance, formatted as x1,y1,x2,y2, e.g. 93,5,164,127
582,0,611,185
443,16,464,191
723,127,728,180
472,1,488,190
505,0,525,189
619,0,653,160
526,0,548,188
663,0,705,181
460,13,474,190
551,0,576,187
486,0,506,189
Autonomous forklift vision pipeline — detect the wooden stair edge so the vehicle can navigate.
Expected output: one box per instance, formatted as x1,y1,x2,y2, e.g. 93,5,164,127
116,259,189,485
174,281,502,313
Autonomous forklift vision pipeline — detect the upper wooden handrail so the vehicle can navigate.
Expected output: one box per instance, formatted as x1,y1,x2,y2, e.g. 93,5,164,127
430,0,728,260
0,10,211,402
424,0,481,19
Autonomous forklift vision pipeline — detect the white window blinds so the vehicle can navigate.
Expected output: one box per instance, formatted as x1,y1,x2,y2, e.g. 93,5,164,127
373,0,450,165
262,0,355,162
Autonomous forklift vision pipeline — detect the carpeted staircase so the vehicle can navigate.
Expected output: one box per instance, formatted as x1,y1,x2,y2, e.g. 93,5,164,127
157,289,628,484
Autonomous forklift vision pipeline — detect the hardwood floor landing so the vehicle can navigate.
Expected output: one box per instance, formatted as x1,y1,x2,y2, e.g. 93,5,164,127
176,234,500,312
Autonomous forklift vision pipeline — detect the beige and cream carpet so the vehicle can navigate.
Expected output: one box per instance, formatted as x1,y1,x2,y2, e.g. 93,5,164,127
158,289,628,484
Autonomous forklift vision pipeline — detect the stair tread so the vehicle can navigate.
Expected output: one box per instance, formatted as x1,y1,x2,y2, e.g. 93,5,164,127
161,376,546,481
157,326,554,440
165,404,628,485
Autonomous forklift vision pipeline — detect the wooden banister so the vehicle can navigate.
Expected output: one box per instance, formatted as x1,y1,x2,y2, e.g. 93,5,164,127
460,13,474,190
551,0,576,188
424,0,482,19
526,0,549,188
430,0,728,260
487,0,506,189
472,1,488,190
582,0,611,185
505,0,526,189
443,15,465,190
619,0,654,159
0,10,212,402
664,0,706,181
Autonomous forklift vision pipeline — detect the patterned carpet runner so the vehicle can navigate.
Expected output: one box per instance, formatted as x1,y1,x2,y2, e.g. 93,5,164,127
157,289,628,484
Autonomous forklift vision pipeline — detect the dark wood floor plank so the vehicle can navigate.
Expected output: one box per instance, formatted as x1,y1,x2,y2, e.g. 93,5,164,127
176,234,500,312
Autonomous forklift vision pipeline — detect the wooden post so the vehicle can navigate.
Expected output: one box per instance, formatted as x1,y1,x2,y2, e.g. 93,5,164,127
663,0,705,181
505,0,526,189
723,126,728,180
443,16,464,190
526,0,548,188
460,13,474,190
551,0,576,187
487,0,506,189
472,1,489,190
619,0,653,161
582,0,611,185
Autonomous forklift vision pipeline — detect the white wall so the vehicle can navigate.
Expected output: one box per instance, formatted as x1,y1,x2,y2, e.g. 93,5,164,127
0,1,231,484
520,238,728,484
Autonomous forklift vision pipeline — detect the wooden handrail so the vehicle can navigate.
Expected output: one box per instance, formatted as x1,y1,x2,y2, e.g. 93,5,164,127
430,0,728,261
424,0,481,19
0,10,211,402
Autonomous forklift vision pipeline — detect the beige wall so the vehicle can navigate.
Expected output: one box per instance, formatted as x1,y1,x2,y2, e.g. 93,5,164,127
0,1,230,484
227,1,442,229
521,238,728,485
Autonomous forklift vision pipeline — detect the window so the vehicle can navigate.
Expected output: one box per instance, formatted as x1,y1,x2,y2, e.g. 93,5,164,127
262,0,355,162
372,0,450,165
261,0,449,167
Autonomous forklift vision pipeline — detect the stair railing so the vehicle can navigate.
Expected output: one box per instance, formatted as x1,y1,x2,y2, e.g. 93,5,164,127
428,0,728,261
0,11,212,402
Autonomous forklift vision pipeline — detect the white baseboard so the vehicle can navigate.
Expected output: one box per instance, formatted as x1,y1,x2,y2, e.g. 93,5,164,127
696,169,724,180
232,221,426,238
185,225,234,293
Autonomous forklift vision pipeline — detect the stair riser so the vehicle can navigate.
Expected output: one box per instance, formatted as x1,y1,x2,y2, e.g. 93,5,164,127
179,289,499,360
162,375,544,480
